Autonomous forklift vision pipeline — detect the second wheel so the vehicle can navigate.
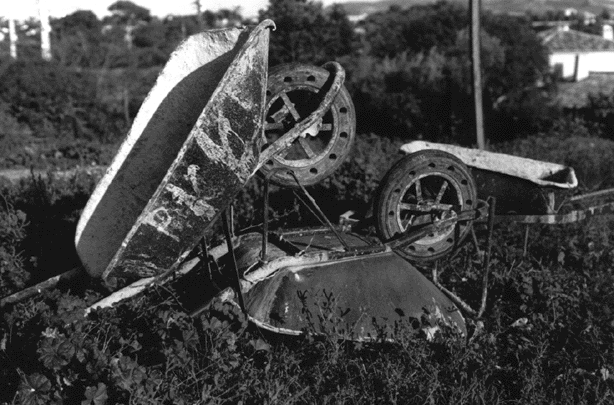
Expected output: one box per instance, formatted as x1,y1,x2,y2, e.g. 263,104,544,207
375,150,477,262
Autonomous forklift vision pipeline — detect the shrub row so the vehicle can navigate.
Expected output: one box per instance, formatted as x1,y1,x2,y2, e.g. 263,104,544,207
2,218,614,404
2,130,614,403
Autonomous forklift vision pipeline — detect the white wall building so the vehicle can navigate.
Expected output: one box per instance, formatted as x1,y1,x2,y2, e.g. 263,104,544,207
540,25,614,81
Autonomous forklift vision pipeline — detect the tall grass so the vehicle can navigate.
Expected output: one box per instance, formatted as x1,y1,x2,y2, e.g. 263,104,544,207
2,131,614,403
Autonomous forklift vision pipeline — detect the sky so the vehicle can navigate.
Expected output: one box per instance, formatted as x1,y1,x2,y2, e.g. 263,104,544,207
3,0,369,20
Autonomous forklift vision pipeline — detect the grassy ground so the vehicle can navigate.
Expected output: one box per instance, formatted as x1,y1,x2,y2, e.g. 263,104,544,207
2,133,614,404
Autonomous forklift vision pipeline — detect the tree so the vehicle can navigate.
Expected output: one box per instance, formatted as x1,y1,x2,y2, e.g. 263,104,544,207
14,18,44,61
361,3,548,97
260,0,356,65
132,20,167,66
54,10,101,32
353,3,551,142
479,13,554,139
362,2,468,58
51,11,102,67
346,28,506,144
202,8,243,29
108,1,152,24
161,15,200,51
321,5,355,61
105,1,151,51
600,8,611,21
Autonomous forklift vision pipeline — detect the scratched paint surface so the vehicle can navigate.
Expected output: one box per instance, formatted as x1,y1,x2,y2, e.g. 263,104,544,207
244,251,466,338
103,21,272,280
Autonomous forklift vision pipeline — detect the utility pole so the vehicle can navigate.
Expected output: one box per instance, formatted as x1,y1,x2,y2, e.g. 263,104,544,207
9,18,17,59
470,0,485,149
37,0,52,61
194,0,204,30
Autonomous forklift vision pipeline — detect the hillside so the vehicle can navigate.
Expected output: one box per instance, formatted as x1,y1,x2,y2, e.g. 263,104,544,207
333,0,614,17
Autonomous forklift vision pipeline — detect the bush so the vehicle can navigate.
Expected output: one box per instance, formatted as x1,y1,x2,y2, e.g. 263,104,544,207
0,202,29,297
350,4,553,144
0,60,127,144
3,227,614,404
2,130,614,403
581,91,614,140
0,102,38,169
493,119,614,190
0,172,99,288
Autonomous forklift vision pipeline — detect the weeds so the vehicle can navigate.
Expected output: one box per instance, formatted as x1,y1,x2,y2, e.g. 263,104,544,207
2,135,614,403
0,201,29,297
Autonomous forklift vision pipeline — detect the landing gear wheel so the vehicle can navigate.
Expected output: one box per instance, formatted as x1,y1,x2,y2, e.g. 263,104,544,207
376,150,477,262
259,63,356,187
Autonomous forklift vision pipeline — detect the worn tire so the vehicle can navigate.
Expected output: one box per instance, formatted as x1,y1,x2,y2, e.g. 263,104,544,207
375,149,477,262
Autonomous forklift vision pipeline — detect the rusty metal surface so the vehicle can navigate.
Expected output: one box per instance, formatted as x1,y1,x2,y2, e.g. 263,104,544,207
243,251,466,339
232,228,374,268
399,141,578,216
259,63,356,187
386,200,488,251
471,168,572,215
258,62,345,165
492,200,614,224
283,229,371,252
400,140,578,189
100,20,274,280
76,26,250,279
376,150,477,262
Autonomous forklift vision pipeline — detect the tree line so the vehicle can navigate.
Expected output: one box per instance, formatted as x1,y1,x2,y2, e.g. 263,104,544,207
0,0,608,152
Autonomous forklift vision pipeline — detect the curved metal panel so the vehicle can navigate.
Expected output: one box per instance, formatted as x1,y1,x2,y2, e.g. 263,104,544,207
76,21,274,279
244,252,466,339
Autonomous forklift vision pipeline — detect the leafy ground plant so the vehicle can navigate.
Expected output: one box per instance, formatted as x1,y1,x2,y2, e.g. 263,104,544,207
2,134,614,403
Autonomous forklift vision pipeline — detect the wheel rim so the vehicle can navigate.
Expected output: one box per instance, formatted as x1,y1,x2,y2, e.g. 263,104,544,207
377,152,476,261
260,64,355,187
393,173,463,252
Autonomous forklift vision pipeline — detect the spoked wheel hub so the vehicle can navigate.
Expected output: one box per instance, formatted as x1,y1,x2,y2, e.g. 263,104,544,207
376,150,477,262
259,63,356,187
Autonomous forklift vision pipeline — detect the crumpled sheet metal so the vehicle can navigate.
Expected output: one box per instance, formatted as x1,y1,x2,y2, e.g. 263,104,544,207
76,20,275,279
243,251,466,340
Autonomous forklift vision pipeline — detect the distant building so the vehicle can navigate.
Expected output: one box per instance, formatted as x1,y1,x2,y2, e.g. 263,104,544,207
539,25,614,82
348,13,368,23
562,8,596,24
564,8,577,18
540,25,614,108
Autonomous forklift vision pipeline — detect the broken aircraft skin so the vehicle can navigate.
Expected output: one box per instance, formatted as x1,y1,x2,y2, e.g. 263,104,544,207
69,19,468,341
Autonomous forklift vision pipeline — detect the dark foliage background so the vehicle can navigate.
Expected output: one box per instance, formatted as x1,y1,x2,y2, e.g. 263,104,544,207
4,0,614,169
2,132,614,404
3,0,614,403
